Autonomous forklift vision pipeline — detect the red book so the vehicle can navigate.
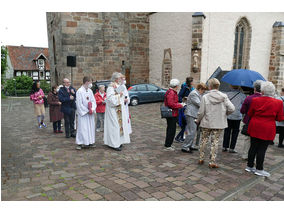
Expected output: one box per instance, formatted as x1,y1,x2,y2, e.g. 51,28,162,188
88,102,93,114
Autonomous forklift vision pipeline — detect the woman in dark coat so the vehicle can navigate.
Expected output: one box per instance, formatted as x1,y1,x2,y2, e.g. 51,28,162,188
47,85,64,133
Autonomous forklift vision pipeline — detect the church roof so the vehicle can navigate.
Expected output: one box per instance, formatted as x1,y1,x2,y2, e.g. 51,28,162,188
7,45,50,71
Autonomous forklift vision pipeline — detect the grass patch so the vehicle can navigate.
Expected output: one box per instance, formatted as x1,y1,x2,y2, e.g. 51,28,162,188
48,197,53,201
41,193,47,197
69,187,74,190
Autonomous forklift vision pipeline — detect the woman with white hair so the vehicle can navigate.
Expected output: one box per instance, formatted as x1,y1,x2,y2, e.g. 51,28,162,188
104,72,131,151
245,81,284,177
164,79,184,151
196,78,235,168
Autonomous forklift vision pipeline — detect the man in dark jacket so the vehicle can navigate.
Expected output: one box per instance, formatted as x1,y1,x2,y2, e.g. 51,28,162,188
178,77,194,103
59,78,76,138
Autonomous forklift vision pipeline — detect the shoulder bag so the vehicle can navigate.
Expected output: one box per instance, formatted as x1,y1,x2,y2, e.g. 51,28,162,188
160,91,173,119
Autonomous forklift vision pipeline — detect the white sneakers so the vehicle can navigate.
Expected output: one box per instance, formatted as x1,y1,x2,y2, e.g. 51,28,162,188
245,167,270,177
164,146,175,151
254,170,271,177
245,167,256,173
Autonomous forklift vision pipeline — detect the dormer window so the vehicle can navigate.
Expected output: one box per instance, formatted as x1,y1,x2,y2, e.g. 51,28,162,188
38,59,45,70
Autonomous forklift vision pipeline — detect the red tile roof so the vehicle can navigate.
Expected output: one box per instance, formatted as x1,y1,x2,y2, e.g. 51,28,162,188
7,45,50,71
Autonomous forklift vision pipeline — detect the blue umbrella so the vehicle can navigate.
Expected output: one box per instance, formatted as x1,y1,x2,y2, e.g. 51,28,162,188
221,69,266,88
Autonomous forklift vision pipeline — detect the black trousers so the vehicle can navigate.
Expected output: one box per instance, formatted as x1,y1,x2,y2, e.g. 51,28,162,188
278,126,284,145
223,119,241,149
64,109,75,137
247,137,270,170
165,117,178,147
53,120,61,131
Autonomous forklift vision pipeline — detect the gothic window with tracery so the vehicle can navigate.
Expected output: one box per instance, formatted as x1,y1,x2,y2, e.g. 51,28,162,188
233,17,251,69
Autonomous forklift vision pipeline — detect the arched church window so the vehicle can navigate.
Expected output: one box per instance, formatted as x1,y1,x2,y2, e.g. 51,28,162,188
233,17,251,69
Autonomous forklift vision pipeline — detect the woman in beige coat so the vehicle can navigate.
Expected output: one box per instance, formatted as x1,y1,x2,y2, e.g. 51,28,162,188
196,78,235,168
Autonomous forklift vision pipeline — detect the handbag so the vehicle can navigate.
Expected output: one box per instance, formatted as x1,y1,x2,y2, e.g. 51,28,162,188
160,105,173,118
160,91,174,119
241,122,249,136
43,96,49,108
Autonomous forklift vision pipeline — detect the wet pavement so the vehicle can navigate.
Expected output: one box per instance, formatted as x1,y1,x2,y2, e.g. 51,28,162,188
1,97,284,201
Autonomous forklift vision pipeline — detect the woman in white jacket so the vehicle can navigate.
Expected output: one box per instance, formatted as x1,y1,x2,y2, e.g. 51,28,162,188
196,78,235,168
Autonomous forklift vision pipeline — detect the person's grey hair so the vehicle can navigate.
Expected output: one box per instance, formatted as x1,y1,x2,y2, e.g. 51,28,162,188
63,78,69,83
169,79,180,88
261,81,275,97
98,85,105,89
207,78,220,90
253,80,263,92
111,72,122,82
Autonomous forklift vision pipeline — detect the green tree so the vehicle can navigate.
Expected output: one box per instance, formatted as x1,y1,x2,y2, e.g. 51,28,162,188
1,46,8,76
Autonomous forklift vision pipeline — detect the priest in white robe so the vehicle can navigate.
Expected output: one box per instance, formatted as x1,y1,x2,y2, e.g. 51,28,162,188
104,72,131,151
121,75,132,134
75,76,97,150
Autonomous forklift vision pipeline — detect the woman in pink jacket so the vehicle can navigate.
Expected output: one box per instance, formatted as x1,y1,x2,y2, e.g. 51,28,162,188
30,81,46,129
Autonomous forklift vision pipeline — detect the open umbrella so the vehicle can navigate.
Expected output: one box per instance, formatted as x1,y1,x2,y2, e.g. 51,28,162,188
221,69,266,88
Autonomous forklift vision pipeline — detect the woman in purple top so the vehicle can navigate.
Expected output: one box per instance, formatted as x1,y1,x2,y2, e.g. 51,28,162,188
30,81,46,129
240,80,263,159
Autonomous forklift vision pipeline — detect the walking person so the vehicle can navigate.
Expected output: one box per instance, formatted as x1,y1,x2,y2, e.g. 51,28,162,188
245,82,284,177
95,85,107,132
58,78,76,138
75,76,97,150
104,72,131,151
276,88,284,148
47,85,64,133
196,78,235,168
181,83,207,153
30,81,47,129
240,80,263,160
222,85,246,153
164,79,184,151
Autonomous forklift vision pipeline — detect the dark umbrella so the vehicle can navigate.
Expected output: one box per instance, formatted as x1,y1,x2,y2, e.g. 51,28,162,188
221,69,266,88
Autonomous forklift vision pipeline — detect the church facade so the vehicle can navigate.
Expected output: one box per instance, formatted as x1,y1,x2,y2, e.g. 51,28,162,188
149,12,284,92
47,12,284,92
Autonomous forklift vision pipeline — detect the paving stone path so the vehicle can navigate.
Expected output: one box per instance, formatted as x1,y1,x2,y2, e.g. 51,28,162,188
1,97,284,201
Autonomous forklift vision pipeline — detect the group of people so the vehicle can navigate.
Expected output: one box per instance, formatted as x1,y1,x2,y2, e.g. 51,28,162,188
30,72,132,151
29,72,284,177
163,77,284,176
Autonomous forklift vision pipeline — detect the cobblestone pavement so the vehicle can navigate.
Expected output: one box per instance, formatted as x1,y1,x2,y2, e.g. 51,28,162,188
1,97,284,201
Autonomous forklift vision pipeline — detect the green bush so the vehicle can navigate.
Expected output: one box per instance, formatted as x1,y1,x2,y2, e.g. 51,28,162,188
4,76,33,96
1,91,7,99
40,80,51,94
15,89,31,96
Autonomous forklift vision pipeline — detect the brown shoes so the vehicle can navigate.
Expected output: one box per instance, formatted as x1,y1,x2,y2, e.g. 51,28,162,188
198,160,204,165
208,163,219,168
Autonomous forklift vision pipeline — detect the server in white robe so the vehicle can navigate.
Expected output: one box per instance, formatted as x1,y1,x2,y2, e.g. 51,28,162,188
75,76,97,150
121,76,132,134
104,72,131,151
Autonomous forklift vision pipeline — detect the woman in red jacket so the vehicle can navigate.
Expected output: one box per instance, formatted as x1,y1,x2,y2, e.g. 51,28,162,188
164,79,184,151
94,85,107,132
246,81,284,177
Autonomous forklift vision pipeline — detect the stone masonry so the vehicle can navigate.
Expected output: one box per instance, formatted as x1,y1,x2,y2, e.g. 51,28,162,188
268,21,284,93
190,13,205,84
46,12,149,88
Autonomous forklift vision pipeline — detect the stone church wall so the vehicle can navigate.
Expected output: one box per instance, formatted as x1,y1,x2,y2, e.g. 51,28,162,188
47,12,149,88
149,13,193,87
200,12,284,83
